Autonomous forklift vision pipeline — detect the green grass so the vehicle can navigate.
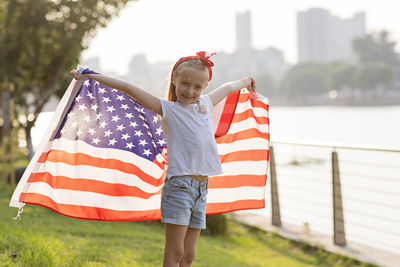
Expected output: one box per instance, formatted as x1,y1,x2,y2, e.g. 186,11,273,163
0,185,376,267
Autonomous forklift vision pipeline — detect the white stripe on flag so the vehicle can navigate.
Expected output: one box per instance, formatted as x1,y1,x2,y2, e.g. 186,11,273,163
208,186,266,203
217,138,269,155
219,161,269,176
226,119,269,134
235,102,269,117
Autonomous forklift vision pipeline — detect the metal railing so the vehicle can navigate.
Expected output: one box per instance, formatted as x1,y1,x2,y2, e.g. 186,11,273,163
268,138,400,251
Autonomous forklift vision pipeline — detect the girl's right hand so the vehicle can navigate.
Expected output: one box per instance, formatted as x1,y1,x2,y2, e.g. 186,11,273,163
70,68,84,80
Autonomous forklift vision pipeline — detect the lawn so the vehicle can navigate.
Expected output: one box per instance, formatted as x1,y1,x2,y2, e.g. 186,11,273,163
0,186,375,267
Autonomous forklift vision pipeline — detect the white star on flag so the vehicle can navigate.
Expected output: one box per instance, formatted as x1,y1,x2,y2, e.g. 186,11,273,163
139,139,148,146
91,104,99,111
134,130,143,137
78,104,87,111
104,130,112,137
108,138,117,146
116,95,125,101
107,106,116,113
111,115,120,122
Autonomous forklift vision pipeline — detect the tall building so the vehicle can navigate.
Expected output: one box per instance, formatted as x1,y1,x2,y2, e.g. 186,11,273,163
215,10,289,83
124,54,171,97
236,10,252,52
297,8,365,62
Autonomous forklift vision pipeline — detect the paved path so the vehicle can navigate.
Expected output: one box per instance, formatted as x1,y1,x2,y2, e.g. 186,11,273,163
233,211,400,267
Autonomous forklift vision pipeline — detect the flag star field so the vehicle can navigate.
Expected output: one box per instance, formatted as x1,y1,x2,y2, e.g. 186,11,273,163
55,78,166,161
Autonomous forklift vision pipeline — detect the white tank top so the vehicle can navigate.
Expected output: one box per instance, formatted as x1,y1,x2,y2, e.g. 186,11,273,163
160,95,223,178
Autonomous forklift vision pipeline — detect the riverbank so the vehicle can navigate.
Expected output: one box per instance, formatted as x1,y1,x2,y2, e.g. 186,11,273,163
234,210,399,267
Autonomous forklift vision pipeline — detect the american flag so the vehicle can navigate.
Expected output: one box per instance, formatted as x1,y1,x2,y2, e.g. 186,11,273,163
10,77,270,221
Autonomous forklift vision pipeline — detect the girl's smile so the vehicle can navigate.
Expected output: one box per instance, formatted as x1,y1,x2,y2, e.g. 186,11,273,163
173,67,209,106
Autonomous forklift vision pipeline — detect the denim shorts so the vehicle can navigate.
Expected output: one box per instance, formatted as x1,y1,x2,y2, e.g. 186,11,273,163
161,175,209,229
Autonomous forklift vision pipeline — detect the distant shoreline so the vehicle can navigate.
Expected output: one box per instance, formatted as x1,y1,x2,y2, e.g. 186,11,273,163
268,96,400,107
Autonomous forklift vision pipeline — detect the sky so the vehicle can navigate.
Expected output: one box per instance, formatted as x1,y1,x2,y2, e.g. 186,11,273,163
82,0,400,75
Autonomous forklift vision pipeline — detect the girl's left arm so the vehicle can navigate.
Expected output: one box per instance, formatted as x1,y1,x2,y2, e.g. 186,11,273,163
208,77,255,106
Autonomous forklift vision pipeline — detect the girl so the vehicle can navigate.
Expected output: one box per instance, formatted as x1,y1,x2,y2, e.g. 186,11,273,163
70,51,255,267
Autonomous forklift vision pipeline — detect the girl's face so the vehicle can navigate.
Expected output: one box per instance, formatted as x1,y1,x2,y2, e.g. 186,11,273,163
173,67,209,106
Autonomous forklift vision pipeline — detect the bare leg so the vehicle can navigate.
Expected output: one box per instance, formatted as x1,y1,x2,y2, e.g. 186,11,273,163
163,223,188,267
180,227,201,267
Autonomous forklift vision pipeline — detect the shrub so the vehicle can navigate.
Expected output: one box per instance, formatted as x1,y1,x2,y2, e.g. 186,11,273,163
206,214,227,235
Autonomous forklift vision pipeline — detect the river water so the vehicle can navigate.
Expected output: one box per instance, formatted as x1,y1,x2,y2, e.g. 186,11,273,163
32,105,400,253
260,105,400,254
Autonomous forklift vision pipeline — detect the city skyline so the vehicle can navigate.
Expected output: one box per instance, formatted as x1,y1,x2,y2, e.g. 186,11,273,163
82,0,399,75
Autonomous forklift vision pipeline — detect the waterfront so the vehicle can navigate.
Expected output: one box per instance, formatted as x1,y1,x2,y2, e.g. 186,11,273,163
258,105,400,255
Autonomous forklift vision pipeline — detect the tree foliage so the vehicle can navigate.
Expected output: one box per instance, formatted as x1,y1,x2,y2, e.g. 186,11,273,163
353,63,394,91
280,63,328,100
352,30,399,66
0,0,132,157
277,30,399,102
326,62,356,91
352,31,397,93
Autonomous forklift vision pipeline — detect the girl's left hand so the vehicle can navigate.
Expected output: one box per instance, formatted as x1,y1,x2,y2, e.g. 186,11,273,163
249,77,256,92
241,77,256,92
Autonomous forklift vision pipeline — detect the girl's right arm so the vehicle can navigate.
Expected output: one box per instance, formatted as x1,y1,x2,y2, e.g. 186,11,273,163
70,69,163,116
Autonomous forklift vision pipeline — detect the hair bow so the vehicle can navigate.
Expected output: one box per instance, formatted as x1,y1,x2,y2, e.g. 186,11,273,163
172,51,217,81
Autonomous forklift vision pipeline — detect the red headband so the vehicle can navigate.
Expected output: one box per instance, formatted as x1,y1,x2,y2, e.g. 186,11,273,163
172,51,216,81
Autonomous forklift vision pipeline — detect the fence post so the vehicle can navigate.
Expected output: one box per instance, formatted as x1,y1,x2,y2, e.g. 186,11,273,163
332,150,346,246
270,146,281,226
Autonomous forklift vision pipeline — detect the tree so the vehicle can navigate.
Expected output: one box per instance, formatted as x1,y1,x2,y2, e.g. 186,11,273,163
353,63,394,96
327,62,356,97
352,30,399,66
280,63,328,101
0,0,132,158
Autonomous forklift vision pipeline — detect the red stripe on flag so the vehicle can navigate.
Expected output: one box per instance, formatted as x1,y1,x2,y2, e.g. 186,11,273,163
206,199,265,214
219,149,269,163
20,193,162,221
27,172,161,198
216,128,270,144
38,150,165,186
209,175,267,188
237,93,269,110
250,98,269,110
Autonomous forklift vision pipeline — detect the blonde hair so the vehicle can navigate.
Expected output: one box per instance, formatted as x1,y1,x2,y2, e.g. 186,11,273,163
167,59,209,101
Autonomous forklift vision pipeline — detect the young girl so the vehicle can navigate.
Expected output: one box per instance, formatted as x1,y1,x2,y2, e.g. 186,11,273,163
70,51,255,267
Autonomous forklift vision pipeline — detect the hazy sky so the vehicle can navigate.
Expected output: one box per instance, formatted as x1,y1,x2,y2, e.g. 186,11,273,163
82,0,399,75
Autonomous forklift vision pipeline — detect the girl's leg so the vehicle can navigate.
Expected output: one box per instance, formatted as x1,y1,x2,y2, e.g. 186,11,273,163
163,223,188,267
180,227,201,267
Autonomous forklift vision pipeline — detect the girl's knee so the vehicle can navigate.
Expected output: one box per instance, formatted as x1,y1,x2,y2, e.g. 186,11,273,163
166,247,184,263
182,250,196,265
